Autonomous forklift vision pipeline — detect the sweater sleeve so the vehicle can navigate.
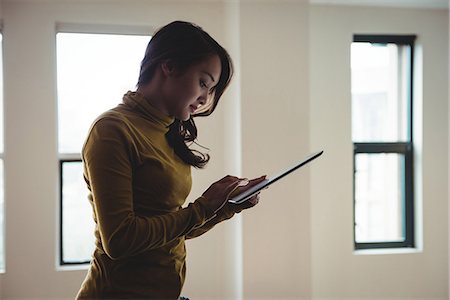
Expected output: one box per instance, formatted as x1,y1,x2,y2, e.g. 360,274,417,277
185,202,245,240
82,117,215,260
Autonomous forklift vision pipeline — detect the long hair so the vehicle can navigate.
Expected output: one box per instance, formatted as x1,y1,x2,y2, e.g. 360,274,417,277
137,21,233,168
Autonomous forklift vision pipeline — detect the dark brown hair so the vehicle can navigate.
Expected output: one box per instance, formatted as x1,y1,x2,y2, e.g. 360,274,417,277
137,21,233,168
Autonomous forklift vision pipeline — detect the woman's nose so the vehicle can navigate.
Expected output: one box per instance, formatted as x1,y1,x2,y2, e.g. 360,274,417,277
198,92,208,105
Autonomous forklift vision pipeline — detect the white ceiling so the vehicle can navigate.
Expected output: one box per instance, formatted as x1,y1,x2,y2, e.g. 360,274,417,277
310,0,449,9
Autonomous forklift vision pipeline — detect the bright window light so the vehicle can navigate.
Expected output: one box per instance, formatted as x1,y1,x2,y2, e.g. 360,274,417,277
57,33,150,154
351,42,409,143
354,153,405,243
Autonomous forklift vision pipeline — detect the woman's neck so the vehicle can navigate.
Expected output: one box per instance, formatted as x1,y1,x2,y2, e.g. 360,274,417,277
136,81,170,117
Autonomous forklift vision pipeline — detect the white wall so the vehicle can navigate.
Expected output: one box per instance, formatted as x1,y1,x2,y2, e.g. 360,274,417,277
240,1,312,299
310,4,449,299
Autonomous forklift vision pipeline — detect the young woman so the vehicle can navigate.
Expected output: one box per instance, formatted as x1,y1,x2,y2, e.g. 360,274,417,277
76,21,265,299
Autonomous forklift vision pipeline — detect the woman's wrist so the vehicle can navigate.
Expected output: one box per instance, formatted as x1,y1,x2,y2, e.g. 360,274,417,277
196,195,218,220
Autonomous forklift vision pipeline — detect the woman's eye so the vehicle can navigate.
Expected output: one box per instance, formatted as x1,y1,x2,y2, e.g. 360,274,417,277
200,80,208,88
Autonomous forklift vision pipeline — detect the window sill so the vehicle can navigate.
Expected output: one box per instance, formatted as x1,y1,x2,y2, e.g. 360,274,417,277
353,247,421,256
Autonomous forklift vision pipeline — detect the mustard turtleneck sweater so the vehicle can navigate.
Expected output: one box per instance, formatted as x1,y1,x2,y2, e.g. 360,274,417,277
76,91,242,299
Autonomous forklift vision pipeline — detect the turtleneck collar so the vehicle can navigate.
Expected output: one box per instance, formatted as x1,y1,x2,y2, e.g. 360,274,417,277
122,91,175,131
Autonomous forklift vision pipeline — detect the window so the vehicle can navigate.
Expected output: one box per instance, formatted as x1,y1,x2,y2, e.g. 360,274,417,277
351,35,416,250
57,32,150,265
0,34,4,272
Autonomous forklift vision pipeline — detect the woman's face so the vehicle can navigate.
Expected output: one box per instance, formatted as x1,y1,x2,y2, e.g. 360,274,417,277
162,54,222,121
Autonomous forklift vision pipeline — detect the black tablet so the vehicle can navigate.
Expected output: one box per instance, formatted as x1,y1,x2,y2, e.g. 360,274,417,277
228,150,324,204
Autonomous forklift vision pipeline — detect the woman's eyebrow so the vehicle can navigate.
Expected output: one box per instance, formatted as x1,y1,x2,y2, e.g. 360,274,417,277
202,71,215,83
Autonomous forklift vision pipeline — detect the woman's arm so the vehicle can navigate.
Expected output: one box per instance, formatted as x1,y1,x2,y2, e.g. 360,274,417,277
83,117,215,260
184,203,240,239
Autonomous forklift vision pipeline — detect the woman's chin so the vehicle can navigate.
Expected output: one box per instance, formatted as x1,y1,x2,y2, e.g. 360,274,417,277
179,113,191,122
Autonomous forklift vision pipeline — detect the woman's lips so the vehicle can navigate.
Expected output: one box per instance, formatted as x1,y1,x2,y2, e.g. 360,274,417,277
190,105,197,113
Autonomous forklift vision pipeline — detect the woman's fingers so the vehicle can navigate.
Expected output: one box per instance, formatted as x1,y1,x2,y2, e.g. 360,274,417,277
249,175,267,184
240,175,267,191
248,193,260,205
201,176,244,214
225,179,246,197
221,175,240,183
235,192,260,210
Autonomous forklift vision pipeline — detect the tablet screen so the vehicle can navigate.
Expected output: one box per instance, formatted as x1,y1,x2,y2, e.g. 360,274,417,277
228,150,323,204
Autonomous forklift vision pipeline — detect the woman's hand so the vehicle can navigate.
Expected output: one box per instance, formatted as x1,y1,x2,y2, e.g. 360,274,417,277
229,175,267,211
201,175,246,214
201,175,267,216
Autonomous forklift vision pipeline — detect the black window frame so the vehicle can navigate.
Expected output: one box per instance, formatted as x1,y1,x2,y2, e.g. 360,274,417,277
352,34,416,250
59,158,91,265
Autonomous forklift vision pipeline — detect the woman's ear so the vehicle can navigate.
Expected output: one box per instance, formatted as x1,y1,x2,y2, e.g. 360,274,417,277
161,60,175,77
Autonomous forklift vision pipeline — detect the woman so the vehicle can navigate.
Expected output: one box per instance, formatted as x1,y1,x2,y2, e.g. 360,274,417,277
76,21,265,299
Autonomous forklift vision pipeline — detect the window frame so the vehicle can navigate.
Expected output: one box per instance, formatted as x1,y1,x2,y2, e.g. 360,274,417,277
0,32,5,273
352,34,416,250
59,157,89,266
0,154,4,272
